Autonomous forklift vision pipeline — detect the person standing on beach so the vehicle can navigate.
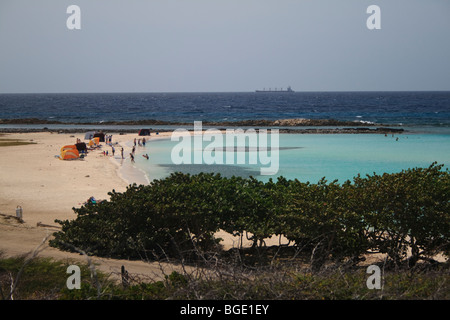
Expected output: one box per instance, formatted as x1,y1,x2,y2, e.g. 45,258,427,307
112,146,115,156
130,153,135,163
121,147,124,159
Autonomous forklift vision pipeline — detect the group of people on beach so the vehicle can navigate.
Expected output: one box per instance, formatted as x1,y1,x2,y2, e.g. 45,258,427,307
94,135,148,163
129,137,149,163
105,134,113,144
134,137,146,147
90,134,149,163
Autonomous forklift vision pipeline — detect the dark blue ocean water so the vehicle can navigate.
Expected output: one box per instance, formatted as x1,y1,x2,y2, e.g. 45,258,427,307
1,91,449,127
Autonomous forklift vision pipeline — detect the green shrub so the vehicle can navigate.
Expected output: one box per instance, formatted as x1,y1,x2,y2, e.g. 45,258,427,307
355,163,450,266
49,164,449,269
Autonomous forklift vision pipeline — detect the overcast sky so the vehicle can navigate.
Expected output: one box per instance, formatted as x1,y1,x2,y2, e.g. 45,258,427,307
0,0,449,93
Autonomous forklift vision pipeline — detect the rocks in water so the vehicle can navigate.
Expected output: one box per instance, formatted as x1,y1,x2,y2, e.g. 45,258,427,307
0,117,405,135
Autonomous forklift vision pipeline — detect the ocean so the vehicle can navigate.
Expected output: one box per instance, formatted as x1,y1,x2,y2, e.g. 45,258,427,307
1,91,450,126
1,91,449,184
136,131,450,184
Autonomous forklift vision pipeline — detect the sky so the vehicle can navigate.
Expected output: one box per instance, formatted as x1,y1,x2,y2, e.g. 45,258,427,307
0,0,449,93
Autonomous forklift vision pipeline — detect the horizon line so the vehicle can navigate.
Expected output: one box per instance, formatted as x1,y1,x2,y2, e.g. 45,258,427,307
1,89,450,95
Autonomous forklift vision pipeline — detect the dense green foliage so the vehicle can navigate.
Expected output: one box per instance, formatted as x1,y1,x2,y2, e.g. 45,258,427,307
50,163,449,268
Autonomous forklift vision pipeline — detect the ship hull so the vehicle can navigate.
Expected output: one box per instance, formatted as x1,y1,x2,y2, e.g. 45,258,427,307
255,87,294,93
255,90,294,93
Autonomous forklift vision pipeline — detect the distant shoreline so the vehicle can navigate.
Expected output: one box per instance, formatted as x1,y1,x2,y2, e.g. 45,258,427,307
0,117,381,126
0,127,405,135
0,118,405,134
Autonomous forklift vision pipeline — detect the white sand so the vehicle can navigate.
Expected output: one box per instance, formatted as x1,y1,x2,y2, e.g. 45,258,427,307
1,132,122,225
0,131,189,282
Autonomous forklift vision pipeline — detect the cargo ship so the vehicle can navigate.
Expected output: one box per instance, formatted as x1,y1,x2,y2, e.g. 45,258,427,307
255,86,294,93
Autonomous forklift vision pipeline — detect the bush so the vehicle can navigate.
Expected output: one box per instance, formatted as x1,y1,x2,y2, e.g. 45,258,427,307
281,178,371,269
355,163,450,267
50,173,225,260
50,164,449,269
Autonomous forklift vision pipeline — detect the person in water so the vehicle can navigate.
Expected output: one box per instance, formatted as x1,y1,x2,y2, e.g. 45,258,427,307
143,154,149,160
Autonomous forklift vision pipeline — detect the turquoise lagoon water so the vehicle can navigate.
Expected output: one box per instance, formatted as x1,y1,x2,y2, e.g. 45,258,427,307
130,131,450,185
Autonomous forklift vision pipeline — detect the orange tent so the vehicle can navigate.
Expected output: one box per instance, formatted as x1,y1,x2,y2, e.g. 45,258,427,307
61,145,77,152
60,148,79,160
88,137,100,147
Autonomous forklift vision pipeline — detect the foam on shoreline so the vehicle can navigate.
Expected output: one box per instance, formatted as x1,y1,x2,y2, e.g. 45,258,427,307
110,155,150,186
107,133,174,186
108,138,151,186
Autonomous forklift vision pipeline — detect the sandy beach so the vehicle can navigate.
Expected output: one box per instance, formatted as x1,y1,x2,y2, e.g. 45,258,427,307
0,131,198,282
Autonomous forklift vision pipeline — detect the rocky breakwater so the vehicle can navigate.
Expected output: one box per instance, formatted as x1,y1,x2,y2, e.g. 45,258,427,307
0,118,405,134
